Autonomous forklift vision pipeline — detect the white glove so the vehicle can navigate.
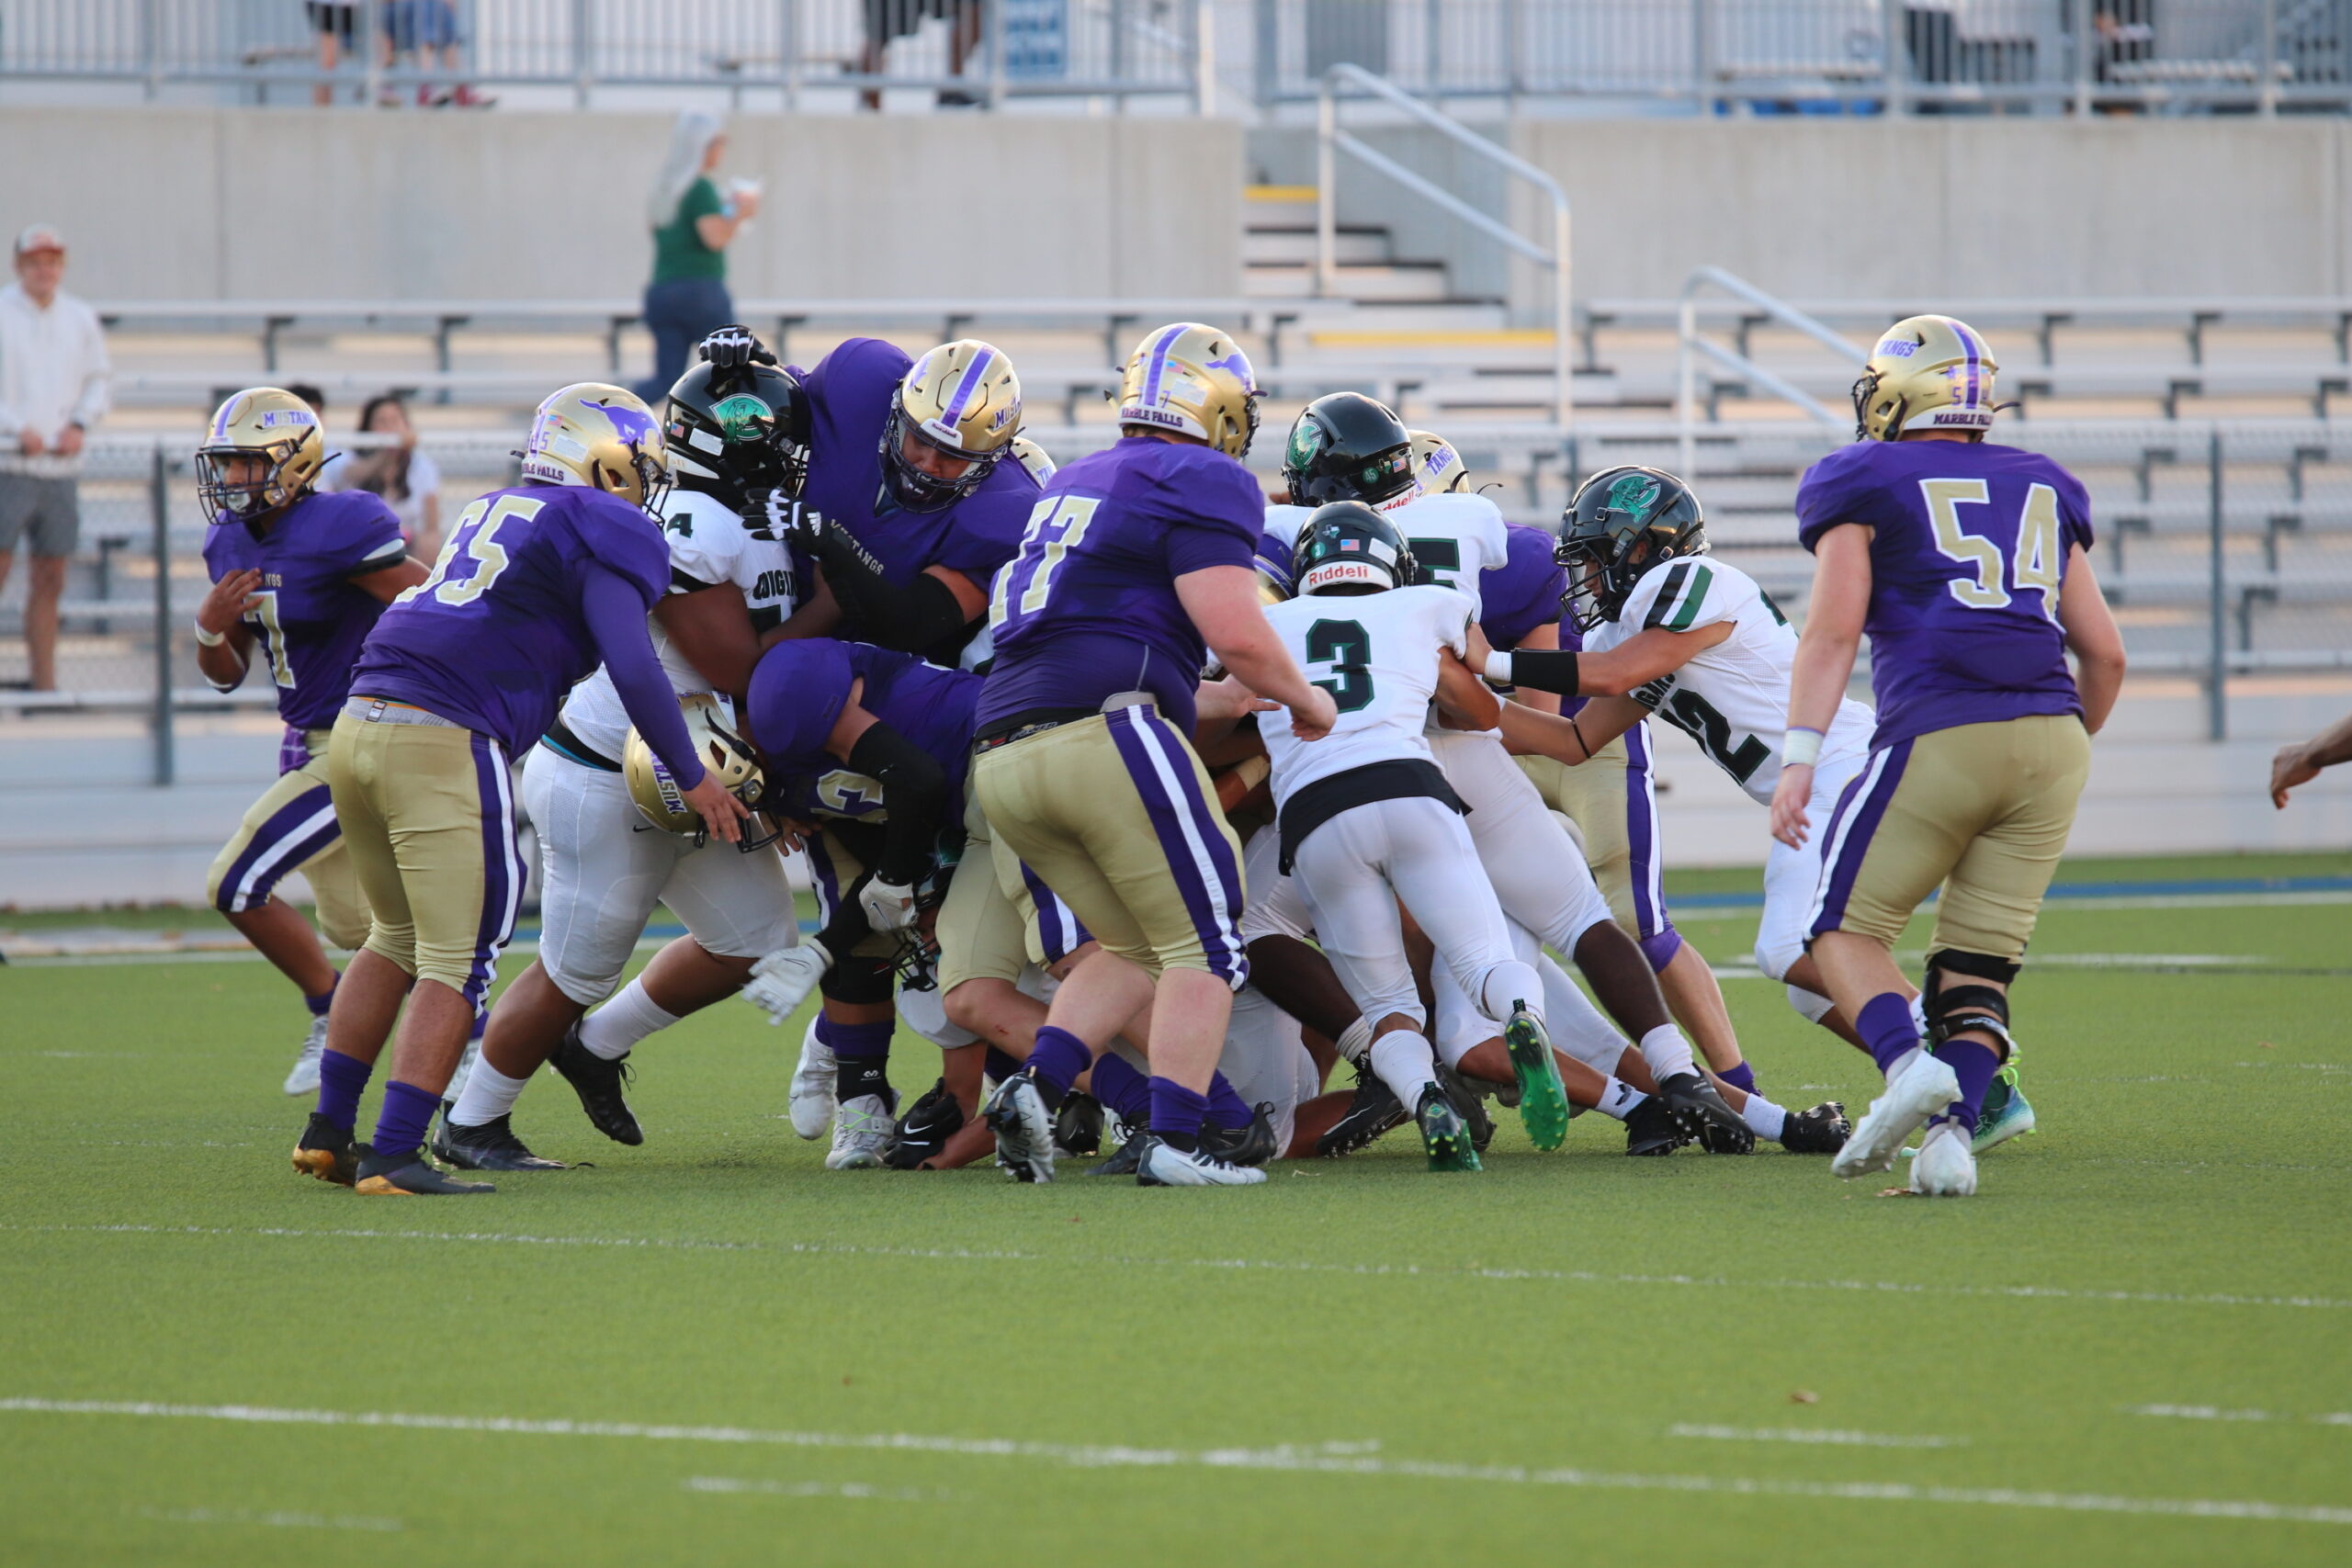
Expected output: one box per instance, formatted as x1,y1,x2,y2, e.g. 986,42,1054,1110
858,875,919,933
742,945,829,1025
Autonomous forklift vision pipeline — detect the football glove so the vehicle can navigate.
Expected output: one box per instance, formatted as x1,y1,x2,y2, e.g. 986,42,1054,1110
858,875,920,933
697,323,776,369
745,487,822,545
742,945,830,1025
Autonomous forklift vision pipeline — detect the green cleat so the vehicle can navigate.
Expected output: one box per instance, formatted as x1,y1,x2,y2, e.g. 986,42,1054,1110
1503,1002,1569,1152
1973,1059,2037,1155
1415,1085,1483,1173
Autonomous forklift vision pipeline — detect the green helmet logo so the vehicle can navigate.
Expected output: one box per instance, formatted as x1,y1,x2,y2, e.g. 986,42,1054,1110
1606,472,1660,516
710,392,773,445
1287,417,1326,470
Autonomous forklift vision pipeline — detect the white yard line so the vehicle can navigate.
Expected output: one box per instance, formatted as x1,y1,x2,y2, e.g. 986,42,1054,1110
684,1476,958,1502
1669,1424,1963,1449
4,1398,2345,1528
2129,1405,2352,1427
136,1505,402,1531
6,1222,2346,1313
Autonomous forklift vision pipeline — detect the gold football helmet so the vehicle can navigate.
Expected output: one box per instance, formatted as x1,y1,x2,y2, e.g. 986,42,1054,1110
623,694,769,845
1115,321,1260,459
196,387,325,521
1408,428,1470,494
1853,315,2000,442
519,383,671,510
1009,434,1057,487
883,339,1023,511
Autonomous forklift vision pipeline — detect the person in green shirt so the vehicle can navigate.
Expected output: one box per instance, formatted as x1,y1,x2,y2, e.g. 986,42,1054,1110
635,111,762,404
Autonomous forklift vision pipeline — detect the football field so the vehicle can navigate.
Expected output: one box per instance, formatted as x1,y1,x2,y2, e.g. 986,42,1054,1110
4,852,2348,1566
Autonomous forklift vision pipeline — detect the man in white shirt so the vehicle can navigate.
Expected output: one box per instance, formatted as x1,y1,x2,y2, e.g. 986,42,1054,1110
0,224,110,692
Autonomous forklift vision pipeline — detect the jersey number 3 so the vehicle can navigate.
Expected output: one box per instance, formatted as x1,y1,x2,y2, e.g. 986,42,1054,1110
1305,618,1375,713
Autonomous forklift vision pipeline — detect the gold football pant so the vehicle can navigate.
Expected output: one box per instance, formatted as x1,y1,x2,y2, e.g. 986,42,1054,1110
207,727,369,950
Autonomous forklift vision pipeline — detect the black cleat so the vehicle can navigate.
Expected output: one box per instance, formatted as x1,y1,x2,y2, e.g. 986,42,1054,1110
1660,1072,1754,1155
432,1112,569,1171
1435,1063,1498,1154
1415,1083,1482,1173
291,1112,365,1186
887,1077,965,1169
1198,1102,1279,1168
1314,1060,1408,1158
1623,1093,1690,1156
1088,1132,1149,1177
353,1149,493,1196
1052,1090,1105,1158
1779,1100,1850,1155
550,1023,642,1146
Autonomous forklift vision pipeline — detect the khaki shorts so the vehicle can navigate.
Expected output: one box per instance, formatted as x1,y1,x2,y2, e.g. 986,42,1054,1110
1807,714,2091,962
1517,721,1673,948
937,788,1090,995
207,728,370,950
974,705,1246,984
328,706,526,1004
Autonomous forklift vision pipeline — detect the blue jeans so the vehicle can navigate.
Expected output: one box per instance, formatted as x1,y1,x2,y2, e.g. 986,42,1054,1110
635,275,734,404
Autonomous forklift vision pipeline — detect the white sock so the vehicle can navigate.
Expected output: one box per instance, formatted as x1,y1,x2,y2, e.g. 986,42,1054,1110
1910,993,1930,1036
1334,1015,1374,1065
1369,1030,1439,1111
1592,1077,1645,1122
1638,1023,1697,1083
579,976,681,1061
1741,1093,1788,1141
1786,984,1837,1025
450,1058,531,1128
1476,960,1545,1026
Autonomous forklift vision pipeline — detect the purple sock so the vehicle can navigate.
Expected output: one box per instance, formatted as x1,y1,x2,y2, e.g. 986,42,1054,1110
305,973,339,1019
1148,1076,1208,1151
1719,1060,1757,1096
819,1016,894,1101
314,1048,371,1130
369,1079,442,1163
984,1046,1024,1086
1858,992,1922,1077
1025,1026,1091,1098
1204,1070,1251,1131
1930,1039,2003,1134
1088,1053,1153,1126
1637,928,1685,974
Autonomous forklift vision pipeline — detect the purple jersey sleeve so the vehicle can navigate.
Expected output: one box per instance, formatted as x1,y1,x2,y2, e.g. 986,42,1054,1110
315,491,409,578
1479,525,1569,649
1159,457,1263,575
746,637,856,768
1794,443,1888,552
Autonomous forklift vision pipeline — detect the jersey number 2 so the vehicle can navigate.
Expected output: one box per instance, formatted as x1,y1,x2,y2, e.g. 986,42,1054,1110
1919,479,2064,619
1305,618,1375,713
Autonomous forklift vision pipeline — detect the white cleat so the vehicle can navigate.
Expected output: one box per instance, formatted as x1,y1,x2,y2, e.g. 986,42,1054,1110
983,1074,1057,1183
824,1093,896,1170
1833,1049,1961,1180
1136,1137,1268,1187
1909,1119,1979,1197
282,1015,328,1096
787,1020,837,1141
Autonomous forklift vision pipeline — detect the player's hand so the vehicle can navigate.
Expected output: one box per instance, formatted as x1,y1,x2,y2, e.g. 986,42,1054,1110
742,944,829,1024
1196,674,1279,725
745,488,820,544
858,874,919,932
1770,762,1814,849
697,323,776,369
1464,623,1497,681
197,568,264,637
683,773,750,845
2271,743,2321,808
1288,686,1339,743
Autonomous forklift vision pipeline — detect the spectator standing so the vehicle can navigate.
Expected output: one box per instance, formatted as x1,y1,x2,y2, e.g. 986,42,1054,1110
860,0,987,111
633,113,758,406
0,225,109,693
382,1,491,108
323,393,443,558
308,3,358,107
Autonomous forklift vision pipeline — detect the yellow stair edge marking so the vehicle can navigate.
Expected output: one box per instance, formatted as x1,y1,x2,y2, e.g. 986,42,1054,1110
1245,185,1319,203
1308,330,1558,348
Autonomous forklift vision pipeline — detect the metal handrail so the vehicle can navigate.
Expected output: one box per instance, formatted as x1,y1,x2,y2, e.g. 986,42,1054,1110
1316,63,1572,425
1677,265,1865,473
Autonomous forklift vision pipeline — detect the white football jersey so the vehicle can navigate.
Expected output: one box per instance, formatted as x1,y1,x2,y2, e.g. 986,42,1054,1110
561,486,800,759
1266,492,1510,621
1261,584,1475,804
1584,554,1873,804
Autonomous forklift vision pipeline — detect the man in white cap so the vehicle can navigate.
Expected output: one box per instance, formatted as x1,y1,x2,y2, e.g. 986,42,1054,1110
0,224,110,692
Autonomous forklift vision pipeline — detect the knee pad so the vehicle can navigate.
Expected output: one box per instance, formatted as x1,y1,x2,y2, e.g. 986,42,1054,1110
1925,948,2019,1054
1784,983,1837,1025
820,950,898,1008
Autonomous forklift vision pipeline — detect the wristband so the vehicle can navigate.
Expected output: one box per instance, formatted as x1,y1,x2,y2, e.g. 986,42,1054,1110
1782,727,1824,768
1481,650,1513,684
193,622,226,648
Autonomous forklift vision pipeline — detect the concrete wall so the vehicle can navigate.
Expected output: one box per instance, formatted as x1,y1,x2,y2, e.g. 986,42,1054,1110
0,109,1240,302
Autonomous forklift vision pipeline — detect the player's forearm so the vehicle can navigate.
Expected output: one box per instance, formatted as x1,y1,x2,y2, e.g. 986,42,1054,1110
195,639,246,693
843,723,946,888
1494,700,1597,764
1784,629,1858,738
2294,712,2352,772
1434,651,1501,730
805,529,971,651
1215,626,1322,716
584,567,707,788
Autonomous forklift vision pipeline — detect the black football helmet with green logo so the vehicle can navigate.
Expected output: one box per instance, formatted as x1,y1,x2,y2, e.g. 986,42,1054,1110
1282,392,1416,509
1557,466,1708,631
663,356,811,503
1295,501,1419,597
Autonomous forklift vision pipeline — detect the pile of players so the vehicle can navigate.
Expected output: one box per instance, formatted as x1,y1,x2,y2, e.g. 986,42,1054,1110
194,307,2120,1197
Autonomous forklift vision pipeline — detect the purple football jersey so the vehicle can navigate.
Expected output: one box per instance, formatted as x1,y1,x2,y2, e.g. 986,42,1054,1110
978,435,1261,736
745,637,980,821
796,337,1036,635
1479,524,1569,650
349,483,671,755
1796,440,2092,749
203,489,409,731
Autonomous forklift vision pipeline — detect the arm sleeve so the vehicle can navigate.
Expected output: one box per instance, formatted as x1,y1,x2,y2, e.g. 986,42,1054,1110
807,526,972,651
844,721,948,888
582,562,706,789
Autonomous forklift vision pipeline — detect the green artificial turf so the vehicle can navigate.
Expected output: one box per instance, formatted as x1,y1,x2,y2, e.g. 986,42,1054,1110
2,855,2348,1566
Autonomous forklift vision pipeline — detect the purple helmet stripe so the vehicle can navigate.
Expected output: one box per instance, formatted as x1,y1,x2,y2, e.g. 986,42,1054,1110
933,346,996,434
1944,316,1982,407
1138,323,1188,413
